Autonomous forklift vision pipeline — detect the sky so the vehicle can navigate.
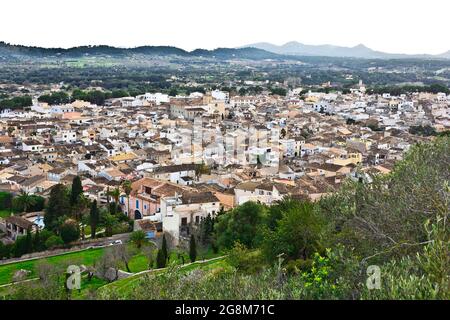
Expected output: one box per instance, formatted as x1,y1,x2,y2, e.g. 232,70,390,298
1,0,449,54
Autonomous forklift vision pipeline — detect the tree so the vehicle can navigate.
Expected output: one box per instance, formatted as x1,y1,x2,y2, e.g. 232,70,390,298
44,235,64,249
89,200,99,239
102,213,118,237
156,249,166,268
70,176,83,207
199,214,214,245
215,201,267,249
189,235,197,263
33,228,45,252
72,194,90,240
13,233,32,257
25,228,33,253
142,243,157,269
13,190,37,214
161,234,169,263
107,187,121,214
261,201,325,261
121,180,132,216
130,230,148,249
59,219,80,244
320,136,450,260
44,184,70,232
0,241,12,259
111,244,135,273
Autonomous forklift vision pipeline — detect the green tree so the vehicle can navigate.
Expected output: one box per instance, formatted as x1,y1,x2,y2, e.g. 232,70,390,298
13,190,37,214
156,249,166,268
189,234,197,263
33,228,45,252
130,230,148,249
44,184,70,232
72,194,90,239
199,214,214,245
44,235,64,249
161,234,169,263
261,201,325,261
89,200,99,238
121,180,132,217
59,219,80,244
107,187,121,214
102,213,118,237
70,176,83,207
215,201,266,249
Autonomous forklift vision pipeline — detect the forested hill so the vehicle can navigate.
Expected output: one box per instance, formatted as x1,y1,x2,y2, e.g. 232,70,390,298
0,42,284,60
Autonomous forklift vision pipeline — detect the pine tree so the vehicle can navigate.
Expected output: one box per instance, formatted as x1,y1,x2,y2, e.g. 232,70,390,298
161,234,168,262
33,228,43,252
70,176,83,207
25,228,33,253
89,200,99,238
156,249,166,268
189,234,197,263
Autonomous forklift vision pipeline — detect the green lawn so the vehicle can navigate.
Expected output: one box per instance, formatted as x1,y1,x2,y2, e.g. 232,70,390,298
126,247,222,273
0,248,105,285
0,209,11,219
100,256,227,297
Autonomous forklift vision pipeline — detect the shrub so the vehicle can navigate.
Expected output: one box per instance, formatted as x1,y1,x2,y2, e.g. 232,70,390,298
45,235,64,249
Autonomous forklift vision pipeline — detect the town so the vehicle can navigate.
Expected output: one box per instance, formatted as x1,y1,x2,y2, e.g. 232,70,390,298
0,81,447,251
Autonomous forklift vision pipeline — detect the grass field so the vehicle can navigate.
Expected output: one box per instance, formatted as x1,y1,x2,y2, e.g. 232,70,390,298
0,243,222,286
0,209,11,219
0,248,105,285
99,256,227,297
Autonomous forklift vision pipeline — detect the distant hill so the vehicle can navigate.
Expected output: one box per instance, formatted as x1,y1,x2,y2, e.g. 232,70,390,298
241,41,449,59
0,42,284,61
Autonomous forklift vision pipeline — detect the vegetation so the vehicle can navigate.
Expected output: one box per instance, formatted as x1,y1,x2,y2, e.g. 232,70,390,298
99,136,449,300
189,235,197,263
1,138,448,300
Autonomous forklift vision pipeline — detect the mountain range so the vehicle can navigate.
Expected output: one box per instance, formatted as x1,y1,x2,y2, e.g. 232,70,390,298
0,42,282,61
0,41,449,61
241,41,450,59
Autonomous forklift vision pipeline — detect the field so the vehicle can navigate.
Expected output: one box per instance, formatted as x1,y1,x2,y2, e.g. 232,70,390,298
0,247,105,285
98,256,227,297
0,209,10,219
0,243,222,286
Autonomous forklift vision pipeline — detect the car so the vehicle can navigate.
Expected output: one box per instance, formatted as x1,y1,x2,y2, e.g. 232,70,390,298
111,240,123,245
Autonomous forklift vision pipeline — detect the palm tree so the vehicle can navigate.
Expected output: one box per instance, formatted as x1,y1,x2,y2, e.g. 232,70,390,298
103,213,117,237
73,194,90,240
107,187,121,214
14,190,36,214
121,180,132,217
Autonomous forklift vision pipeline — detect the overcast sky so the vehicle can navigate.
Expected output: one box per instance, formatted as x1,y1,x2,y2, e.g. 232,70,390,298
1,0,448,54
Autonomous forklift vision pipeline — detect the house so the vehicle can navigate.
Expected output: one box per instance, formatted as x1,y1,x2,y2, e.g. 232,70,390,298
4,215,39,240
47,168,70,182
22,140,43,153
161,191,220,244
234,181,290,206
124,177,188,220
151,164,197,184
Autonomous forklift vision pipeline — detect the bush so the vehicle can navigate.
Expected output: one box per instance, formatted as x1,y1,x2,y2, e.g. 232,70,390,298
226,242,264,274
45,235,64,249
59,220,80,244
